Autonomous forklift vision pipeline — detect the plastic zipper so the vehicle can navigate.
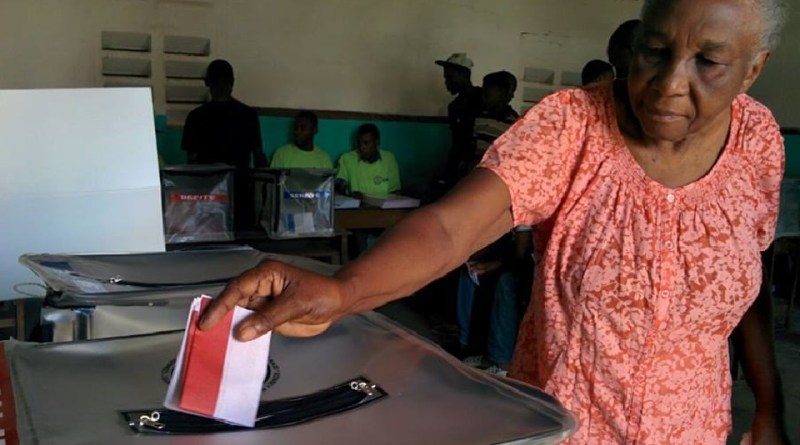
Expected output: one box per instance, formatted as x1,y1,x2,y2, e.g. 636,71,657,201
121,376,386,434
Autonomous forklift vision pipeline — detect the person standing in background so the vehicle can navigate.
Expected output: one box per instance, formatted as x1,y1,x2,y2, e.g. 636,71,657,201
471,71,519,171
435,53,483,188
581,59,615,86
181,59,266,229
606,19,642,79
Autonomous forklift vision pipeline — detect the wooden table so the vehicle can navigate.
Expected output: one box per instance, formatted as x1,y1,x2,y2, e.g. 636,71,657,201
165,207,414,265
334,206,413,231
167,228,349,265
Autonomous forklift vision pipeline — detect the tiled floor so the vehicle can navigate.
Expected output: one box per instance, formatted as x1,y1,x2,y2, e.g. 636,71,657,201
376,299,800,444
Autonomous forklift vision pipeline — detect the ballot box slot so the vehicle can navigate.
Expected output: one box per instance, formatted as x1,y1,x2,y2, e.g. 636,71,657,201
121,376,387,434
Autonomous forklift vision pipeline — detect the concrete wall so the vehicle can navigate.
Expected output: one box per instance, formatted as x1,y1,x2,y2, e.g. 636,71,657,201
1,0,796,177
0,0,642,116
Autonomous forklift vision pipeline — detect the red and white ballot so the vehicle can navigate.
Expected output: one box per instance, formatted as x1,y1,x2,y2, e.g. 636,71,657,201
164,295,271,427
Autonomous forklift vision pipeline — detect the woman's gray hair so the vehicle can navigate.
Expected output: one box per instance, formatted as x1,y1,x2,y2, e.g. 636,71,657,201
641,0,789,50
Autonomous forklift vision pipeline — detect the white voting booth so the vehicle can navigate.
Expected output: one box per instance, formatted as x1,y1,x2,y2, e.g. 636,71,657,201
0,88,165,333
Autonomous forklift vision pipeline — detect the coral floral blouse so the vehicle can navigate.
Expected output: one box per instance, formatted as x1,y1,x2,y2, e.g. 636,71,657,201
480,84,783,444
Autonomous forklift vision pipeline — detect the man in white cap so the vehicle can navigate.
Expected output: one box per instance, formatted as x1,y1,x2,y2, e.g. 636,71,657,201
435,53,482,187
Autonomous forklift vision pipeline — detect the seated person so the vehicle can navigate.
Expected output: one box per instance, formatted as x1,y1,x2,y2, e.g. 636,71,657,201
271,111,333,169
335,124,401,198
581,59,615,86
470,71,519,172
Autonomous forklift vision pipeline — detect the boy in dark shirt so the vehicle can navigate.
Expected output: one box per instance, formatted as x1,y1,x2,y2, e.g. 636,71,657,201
471,71,519,171
458,70,531,376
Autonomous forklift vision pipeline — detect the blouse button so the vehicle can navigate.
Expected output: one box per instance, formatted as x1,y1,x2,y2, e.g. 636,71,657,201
666,193,675,203
665,241,674,249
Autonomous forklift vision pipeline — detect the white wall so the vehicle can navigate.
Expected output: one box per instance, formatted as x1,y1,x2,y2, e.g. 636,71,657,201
0,88,165,300
749,2,800,128
1,0,794,125
0,0,639,117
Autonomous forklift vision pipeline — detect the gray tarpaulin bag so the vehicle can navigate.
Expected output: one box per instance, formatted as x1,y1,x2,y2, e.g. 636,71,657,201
3,311,575,445
12,248,576,443
18,247,338,340
19,247,337,308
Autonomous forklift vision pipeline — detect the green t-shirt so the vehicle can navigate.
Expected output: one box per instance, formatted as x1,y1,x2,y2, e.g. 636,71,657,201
336,149,401,197
271,144,333,169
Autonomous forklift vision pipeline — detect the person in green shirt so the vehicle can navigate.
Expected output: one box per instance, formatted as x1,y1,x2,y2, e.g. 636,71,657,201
336,123,401,198
271,111,333,169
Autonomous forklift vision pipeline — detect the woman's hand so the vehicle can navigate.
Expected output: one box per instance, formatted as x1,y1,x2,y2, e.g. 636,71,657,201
198,260,348,340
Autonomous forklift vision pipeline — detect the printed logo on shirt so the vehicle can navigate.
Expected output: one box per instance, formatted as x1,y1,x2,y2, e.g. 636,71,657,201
373,176,389,185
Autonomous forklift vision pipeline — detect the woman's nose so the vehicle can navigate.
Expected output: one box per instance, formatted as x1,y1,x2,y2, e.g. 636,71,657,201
653,59,690,97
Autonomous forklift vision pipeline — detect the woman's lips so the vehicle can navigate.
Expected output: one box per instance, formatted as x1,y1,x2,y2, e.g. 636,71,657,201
645,107,683,123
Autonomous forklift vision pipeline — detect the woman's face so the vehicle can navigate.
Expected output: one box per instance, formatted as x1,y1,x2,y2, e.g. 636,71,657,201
627,0,769,143
357,133,379,161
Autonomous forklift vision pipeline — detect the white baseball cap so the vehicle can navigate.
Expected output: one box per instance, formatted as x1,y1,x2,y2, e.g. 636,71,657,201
435,53,474,71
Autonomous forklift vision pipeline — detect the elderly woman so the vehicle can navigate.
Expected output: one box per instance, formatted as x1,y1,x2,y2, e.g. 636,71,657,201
201,0,790,443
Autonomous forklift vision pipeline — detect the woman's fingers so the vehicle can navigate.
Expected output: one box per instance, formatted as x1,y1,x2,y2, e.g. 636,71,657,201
198,260,345,341
199,261,286,330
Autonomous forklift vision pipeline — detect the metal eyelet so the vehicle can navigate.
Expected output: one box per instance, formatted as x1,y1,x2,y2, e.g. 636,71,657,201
138,411,165,430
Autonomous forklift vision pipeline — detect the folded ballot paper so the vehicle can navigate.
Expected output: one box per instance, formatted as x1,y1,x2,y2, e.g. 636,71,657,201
164,295,272,427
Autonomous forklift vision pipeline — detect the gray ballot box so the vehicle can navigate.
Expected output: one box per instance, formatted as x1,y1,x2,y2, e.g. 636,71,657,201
12,248,576,444
253,168,335,239
1,313,575,445
160,164,235,243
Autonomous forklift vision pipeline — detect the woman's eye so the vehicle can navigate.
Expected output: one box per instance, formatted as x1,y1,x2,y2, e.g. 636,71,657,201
641,47,667,62
697,56,721,66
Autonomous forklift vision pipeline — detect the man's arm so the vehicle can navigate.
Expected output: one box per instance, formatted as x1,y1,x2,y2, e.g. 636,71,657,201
388,154,402,194
253,149,267,168
250,111,267,168
335,160,349,195
181,111,201,164
733,262,790,444
200,168,514,338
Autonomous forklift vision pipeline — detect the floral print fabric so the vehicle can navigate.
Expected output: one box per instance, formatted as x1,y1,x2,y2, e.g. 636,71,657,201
480,84,783,444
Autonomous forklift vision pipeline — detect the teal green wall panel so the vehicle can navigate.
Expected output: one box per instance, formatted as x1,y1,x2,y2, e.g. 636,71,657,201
784,134,800,178
157,115,800,186
157,115,451,195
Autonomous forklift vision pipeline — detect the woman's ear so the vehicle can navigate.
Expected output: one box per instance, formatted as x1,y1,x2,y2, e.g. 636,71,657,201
740,50,770,94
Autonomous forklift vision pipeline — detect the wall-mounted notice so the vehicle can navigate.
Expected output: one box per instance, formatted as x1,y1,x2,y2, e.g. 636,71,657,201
0,88,165,300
